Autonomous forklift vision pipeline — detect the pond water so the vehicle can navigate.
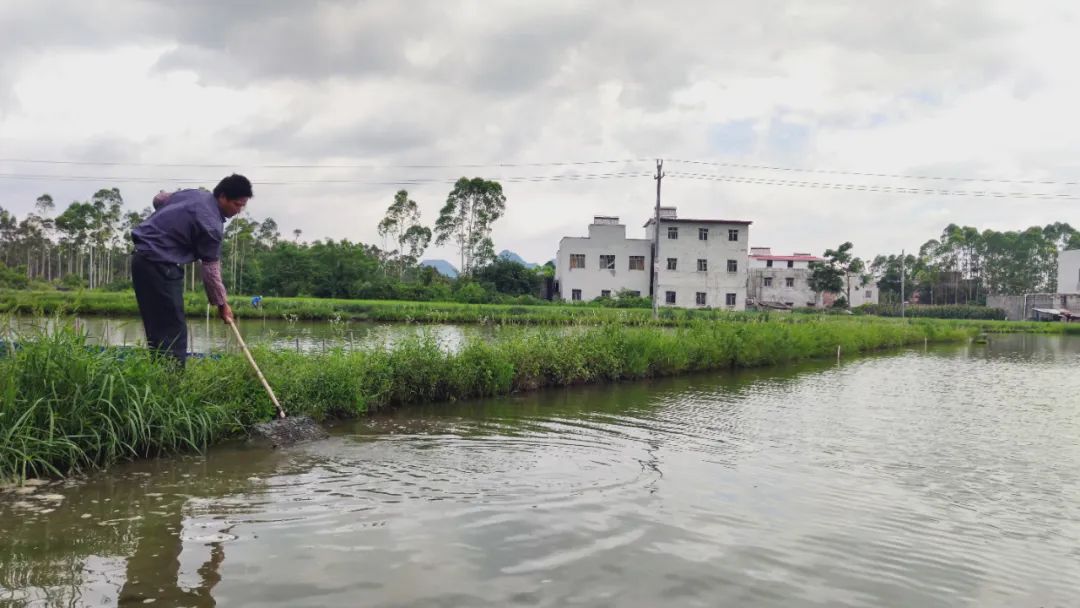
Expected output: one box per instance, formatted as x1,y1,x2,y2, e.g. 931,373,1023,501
9,316,505,354
3,334,1080,607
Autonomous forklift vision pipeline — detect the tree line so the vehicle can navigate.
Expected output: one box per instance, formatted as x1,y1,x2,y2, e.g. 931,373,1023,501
5,181,1074,307
0,177,553,303
808,222,1080,308
870,222,1080,304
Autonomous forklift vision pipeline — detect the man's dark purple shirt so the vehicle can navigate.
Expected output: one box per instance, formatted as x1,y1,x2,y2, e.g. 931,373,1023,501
131,189,225,265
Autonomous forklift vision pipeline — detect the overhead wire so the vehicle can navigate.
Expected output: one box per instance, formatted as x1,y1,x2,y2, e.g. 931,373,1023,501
0,157,652,170
666,171,1080,201
3,153,1080,200
667,158,1080,187
0,170,654,186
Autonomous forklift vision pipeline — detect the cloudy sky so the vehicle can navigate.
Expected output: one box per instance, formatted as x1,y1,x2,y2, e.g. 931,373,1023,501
1,0,1078,264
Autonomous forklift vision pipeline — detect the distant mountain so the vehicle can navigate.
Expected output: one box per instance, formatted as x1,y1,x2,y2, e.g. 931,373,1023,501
498,250,538,269
420,259,459,278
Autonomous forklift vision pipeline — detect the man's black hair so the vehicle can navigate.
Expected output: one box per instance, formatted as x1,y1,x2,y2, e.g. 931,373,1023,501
213,174,254,200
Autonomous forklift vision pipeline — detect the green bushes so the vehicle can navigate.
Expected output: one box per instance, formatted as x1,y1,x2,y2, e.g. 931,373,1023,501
1,316,975,482
0,263,29,290
856,303,1007,320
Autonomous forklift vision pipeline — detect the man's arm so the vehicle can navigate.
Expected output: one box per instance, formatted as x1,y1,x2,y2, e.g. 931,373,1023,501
193,198,232,322
201,260,233,323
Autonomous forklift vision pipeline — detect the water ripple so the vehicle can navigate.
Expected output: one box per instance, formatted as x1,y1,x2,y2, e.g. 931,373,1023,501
4,337,1080,606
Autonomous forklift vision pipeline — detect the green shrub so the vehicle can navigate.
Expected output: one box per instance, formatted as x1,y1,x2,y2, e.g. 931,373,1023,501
856,303,1007,320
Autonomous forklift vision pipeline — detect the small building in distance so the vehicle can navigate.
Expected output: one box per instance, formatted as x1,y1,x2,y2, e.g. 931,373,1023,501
845,274,880,307
1058,249,1080,295
554,215,651,302
747,248,822,309
818,275,880,308
644,208,751,310
554,207,752,310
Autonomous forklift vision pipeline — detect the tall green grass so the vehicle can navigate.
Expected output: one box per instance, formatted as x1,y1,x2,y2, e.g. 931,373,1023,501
0,289,771,326
3,290,1073,335
1,316,976,482
0,327,229,482
855,303,1007,320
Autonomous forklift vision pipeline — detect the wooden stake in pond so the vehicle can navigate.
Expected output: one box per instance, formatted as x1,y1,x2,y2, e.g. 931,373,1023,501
295,337,300,353
837,345,841,362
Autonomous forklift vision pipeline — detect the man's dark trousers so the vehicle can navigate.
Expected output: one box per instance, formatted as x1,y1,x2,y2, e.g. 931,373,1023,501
131,251,188,367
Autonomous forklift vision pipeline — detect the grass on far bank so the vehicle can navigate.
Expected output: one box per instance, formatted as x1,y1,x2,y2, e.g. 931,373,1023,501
1,315,978,483
0,289,736,326
3,289,1079,335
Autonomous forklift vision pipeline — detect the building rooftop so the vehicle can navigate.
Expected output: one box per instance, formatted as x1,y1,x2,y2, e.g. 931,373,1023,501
643,217,753,227
751,254,823,262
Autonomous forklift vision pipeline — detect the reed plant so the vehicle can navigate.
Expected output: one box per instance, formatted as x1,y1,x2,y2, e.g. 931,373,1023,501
2,315,977,482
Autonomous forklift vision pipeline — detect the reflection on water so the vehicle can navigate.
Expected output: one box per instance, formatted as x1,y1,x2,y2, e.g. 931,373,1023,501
2,336,1080,607
8,316,512,354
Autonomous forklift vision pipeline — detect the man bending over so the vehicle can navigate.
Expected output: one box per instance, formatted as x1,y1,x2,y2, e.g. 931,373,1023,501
130,174,252,366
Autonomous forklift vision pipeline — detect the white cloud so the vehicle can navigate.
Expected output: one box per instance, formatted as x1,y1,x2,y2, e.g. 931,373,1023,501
1,0,1079,264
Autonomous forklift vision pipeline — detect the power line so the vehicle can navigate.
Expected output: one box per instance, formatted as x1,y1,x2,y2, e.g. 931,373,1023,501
667,171,1080,200
5,153,1079,187
0,157,651,170
668,158,1080,187
0,170,654,186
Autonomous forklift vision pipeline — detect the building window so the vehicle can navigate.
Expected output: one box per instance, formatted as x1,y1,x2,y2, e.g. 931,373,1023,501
601,289,611,298
695,292,706,306
571,289,582,301
667,257,678,271
787,260,794,269
629,290,641,297
665,291,676,304
865,290,873,299
763,277,773,287
725,293,737,306
699,228,709,241
786,277,795,288
569,254,585,269
599,254,615,270
667,226,678,239
727,259,738,273
697,259,708,272
629,255,645,270
728,229,739,241
766,260,773,268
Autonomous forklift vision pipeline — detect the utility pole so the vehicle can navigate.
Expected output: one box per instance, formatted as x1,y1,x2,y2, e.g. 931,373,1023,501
652,159,664,320
900,249,906,318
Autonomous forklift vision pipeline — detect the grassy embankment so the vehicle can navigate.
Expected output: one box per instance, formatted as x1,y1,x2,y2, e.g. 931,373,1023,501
1,316,976,482
2,289,1077,335
0,289,742,325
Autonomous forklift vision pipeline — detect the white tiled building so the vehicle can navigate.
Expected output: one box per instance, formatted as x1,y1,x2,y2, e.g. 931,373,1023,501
554,207,751,310
554,216,651,302
747,248,823,308
645,208,750,309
